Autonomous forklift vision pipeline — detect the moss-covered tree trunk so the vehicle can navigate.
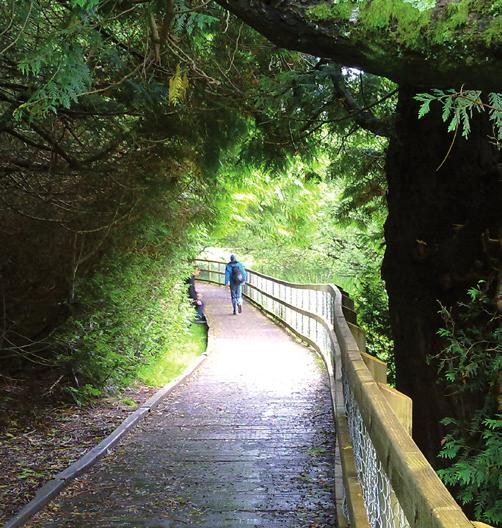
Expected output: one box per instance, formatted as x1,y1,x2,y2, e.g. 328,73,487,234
382,87,501,461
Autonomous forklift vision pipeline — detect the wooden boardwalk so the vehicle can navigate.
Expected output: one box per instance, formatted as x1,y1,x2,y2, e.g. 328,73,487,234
28,283,337,527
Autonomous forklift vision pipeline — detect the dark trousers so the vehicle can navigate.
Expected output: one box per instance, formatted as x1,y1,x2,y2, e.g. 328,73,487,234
230,284,243,310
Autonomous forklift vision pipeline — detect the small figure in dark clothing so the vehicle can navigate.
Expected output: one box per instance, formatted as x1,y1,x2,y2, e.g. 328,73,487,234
185,268,206,323
194,292,206,324
185,268,200,303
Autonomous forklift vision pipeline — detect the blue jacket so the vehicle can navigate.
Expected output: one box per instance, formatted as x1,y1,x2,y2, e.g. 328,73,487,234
225,261,247,286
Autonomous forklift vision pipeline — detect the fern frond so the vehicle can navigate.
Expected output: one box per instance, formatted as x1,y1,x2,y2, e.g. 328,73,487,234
168,64,189,105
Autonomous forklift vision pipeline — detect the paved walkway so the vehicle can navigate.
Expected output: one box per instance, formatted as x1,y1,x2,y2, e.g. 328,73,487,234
29,283,337,527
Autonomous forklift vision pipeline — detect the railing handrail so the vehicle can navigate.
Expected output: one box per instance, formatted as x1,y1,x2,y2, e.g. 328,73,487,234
329,282,473,528
194,259,357,323
198,257,335,290
194,257,473,528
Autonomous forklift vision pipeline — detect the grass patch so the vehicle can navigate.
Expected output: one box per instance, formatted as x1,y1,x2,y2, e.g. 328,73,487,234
121,398,138,408
137,323,207,387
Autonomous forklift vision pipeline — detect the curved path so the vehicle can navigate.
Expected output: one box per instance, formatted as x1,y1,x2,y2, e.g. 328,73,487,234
28,283,337,527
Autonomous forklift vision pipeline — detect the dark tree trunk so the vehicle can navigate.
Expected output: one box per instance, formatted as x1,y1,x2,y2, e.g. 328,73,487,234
382,87,502,463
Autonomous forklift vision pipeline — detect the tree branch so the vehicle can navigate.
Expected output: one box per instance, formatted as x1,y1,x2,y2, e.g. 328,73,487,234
215,0,502,91
29,124,79,168
329,66,395,138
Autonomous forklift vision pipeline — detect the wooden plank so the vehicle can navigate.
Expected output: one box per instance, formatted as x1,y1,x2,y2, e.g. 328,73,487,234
378,382,412,435
360,351,387,384
348,322,367,353
330,337,371,528
352,360,468,527
333,295,472,528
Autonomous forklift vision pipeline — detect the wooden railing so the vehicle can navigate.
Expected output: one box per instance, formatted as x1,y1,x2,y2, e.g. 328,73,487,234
195,258,475,528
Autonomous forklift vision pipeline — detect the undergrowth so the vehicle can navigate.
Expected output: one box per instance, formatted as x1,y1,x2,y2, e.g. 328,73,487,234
137,323,207,387
54,215,208,404
435,282,502,525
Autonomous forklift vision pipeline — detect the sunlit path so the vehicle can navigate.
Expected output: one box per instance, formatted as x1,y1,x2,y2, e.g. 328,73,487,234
28,282,337,528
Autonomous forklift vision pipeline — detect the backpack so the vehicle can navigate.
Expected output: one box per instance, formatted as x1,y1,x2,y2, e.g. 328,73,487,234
231,263,244,284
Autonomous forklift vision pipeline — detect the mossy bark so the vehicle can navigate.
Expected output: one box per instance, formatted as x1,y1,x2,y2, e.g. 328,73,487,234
382,87,501,461
217,0,502,91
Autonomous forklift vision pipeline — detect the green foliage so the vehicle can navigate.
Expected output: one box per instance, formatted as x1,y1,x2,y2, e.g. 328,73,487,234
435,283,502,524
415,89,502,142
71,0,99,8
0,0,294,390
327,227,395,381
66,384,102,406
438,414,502,525
173,10,219,36
8,2,99,118
16,43,92,118
168,64,189,105
218,164,327,252
484,14,502,45
327,129,388,228
488,92,502,141
54,215,208,402
436,282,501,392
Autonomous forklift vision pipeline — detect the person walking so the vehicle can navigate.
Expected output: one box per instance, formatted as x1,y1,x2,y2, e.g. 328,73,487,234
224,254,247,315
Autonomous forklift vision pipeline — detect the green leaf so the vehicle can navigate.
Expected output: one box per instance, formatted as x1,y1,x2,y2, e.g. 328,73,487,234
417,99,431,119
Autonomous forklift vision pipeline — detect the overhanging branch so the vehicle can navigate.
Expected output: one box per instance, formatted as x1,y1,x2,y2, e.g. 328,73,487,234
329,66,395,138
215,1,502,91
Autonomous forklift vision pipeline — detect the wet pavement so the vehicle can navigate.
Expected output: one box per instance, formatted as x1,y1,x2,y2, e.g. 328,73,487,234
28,283,337,527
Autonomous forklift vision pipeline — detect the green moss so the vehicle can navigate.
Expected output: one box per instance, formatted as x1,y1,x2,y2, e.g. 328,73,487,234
306,2,355,22
425,0,502,49
430,1,470,45
121,398,138,408
307,0,500,53
306,0,433,50
359,0,431,47
356,0,501,54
